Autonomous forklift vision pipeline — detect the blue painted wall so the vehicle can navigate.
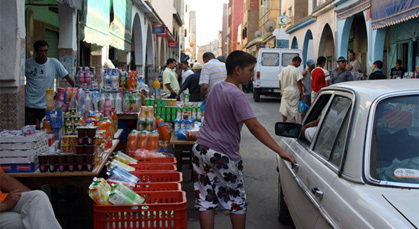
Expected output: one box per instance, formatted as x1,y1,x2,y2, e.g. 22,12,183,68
389,19,419,72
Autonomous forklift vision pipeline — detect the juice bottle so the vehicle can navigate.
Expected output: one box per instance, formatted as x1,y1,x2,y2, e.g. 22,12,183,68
147,132,159,151
153,78,161,99
46,88,54,110
112,109,118,132
137,131,148,149
104,97,112,118
85,67,91,88
126,131,138,156
79,68,85,88
127,71,133,91
158,122,171,142
42,118,52,133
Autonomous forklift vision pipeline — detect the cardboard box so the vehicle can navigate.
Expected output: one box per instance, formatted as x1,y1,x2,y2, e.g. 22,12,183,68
0,163,38,173
0,131,46,143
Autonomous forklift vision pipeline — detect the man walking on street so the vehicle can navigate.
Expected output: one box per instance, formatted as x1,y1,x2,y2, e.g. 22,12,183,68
179,60,194,101
278,56,304,123
25,40,75,128
330,57,353,85
199,52,227,101
310,56,330,103
163,58,180,98
176,63,202,102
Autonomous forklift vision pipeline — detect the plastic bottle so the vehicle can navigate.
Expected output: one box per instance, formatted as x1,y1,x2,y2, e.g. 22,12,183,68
79,68,85,88
112,108,118,132
104,97,112,118
111,70,119,89
84,91,92,112
126,131,138,156
115,91,122,113
77,88,85,113
123,92,130,112
42,118,52,133
99,92,106,112
104,72,112,89
110,91,115,110
46,88,54,110
153,78,161,99
85,67,91,88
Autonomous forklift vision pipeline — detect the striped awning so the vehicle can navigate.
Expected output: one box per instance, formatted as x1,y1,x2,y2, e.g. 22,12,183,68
81,0,111,47
371,0,419,29
110,0,132,52
336,0,370,21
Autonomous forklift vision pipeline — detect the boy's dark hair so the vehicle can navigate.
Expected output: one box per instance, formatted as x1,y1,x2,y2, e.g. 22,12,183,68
349,50,356,56
396,59,402,65
203,52,215,60
292,56,302,63
181,60,188,66
166,58,176,66
317,56,327,66
34,40,49,51
226,51,256,75
373,60,383,69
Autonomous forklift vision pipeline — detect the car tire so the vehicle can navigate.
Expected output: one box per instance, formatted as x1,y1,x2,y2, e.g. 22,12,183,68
253,89,260,102
278,174,292,225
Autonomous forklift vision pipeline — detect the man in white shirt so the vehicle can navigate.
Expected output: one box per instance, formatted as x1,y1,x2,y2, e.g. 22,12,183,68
179,60,194,101
278,56,304,123
346,50,362,73
199,52,227,101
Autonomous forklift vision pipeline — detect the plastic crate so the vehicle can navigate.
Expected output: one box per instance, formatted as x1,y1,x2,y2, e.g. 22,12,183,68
93,191,187,229
107,180,182,191
130,171,183,184
131,164,177,171
136,157,177,165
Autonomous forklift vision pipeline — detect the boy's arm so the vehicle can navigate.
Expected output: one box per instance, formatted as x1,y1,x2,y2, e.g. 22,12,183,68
244,118,296,164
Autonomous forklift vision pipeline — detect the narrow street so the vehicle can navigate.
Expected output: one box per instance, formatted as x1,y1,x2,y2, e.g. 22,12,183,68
184,94,293,229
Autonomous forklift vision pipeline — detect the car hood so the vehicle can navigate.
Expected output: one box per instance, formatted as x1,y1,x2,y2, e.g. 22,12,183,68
383,193,419,227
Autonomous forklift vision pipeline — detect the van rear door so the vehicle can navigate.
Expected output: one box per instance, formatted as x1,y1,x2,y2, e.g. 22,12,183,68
258,51,281,88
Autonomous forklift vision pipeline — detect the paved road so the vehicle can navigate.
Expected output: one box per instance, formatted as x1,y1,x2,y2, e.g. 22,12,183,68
184,94,294,229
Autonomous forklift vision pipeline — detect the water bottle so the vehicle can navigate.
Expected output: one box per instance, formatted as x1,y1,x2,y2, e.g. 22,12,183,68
115,91,122,113
85,67,91,88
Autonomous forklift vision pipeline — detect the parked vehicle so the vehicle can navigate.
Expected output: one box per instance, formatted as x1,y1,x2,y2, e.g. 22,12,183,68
275,80,419,228
253,48,303,102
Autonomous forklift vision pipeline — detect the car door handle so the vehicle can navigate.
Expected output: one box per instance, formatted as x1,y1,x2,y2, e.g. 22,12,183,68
311,187,324,199
292,162,300,170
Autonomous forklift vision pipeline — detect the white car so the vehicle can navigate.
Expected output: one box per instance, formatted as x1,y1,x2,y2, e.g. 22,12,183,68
275,80,419,228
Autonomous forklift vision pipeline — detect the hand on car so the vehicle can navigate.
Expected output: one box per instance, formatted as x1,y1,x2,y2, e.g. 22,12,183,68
280,152,296,164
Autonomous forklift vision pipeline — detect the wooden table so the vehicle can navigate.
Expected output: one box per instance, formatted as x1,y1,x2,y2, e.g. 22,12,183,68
10,139,120,229
170,134,196,171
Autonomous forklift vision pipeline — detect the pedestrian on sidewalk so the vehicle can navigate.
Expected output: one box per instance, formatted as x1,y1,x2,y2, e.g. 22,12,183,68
0,166,62,229
193,50,296,229
329,57,353,85
310,56,330,103
369,60,387,80
176,63,202,102
163,58,180,98
278,56,304,123
179,60,194,101
199,52,227,101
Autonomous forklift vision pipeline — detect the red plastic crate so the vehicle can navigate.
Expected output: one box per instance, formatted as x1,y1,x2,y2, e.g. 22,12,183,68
131,164,177,171
130,171,183,184
107,180,182,191
93,191,187,229
136,157,177,165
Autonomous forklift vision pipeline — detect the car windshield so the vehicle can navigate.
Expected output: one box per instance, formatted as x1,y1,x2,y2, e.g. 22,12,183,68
370,95,419,185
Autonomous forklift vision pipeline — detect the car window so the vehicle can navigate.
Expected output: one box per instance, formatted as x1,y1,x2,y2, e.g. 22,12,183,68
261,52,279,66
330,109,350,167
314,96,352,160
370,95,419,185
282,53,299,67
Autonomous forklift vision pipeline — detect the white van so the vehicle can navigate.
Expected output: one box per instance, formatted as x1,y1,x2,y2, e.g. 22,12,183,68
253,49,304,102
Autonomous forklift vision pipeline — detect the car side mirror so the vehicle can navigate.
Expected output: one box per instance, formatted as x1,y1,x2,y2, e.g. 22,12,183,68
275,122,302,138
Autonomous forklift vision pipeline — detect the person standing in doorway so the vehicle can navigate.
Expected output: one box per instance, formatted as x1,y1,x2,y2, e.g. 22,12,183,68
369,60,387,80
390,59,407,79
278,56,304,123
25,40,75,128
163,58,180,98
199,52,227,101
310,56,330,103
179,60,194,101
346,50,362,73
329,57,353,85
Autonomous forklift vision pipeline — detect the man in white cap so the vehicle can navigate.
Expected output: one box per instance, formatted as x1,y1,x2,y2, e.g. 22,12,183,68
330,57,353,85
177,63,202,102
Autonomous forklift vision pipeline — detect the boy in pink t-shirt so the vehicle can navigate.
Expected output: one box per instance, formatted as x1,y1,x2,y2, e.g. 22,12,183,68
193,50,296,228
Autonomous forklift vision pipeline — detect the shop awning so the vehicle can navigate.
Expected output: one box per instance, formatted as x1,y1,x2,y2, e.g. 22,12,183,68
110,0,133,52
336,0,370,21
371,0,419,29
244,37,263,49
81,0,111,47
57,0,82,10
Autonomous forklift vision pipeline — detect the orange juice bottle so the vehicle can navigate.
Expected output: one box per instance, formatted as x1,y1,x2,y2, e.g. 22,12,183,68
112,109,118,132
153,78,161,99
126,131,138,156
147,132,159,151
137,131,149,149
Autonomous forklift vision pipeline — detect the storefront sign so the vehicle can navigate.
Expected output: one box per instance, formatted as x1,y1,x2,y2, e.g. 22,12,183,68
276,39,289,49
168,40,178,48
152,25,166,34
278,15,288,26
258,42,266,48
156,27,168,37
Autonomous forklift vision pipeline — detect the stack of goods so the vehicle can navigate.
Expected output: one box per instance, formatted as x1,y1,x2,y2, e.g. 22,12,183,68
75,66,97,89
126,131,163,158
89,151,186,228
0,126,52,173
74,126,102,171
63,108,82,135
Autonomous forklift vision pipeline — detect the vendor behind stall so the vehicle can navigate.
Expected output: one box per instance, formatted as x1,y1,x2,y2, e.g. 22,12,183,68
25,40,75,127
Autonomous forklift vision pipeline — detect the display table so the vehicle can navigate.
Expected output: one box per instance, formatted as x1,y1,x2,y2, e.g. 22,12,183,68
170,134,195,171
10,139,120,229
